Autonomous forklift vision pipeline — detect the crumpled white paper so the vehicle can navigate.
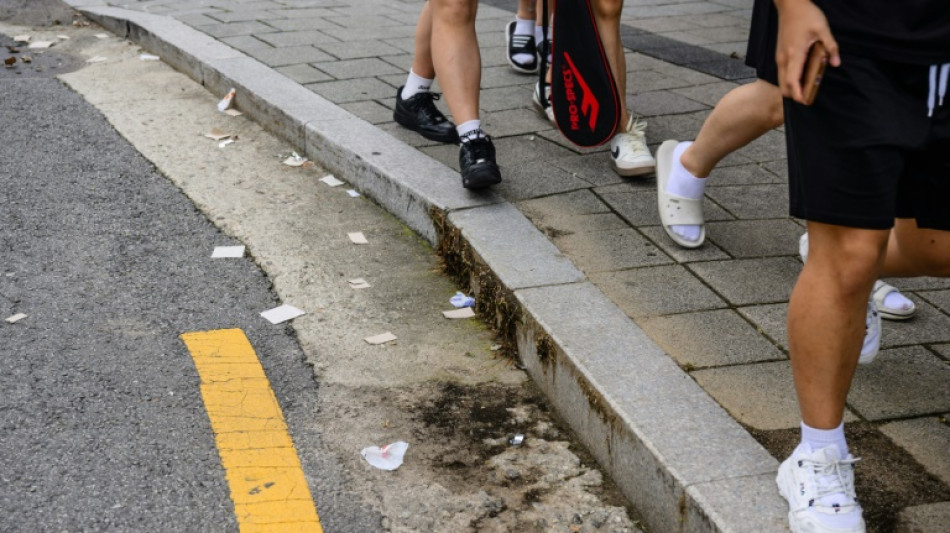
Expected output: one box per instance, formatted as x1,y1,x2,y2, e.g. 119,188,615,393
361,441,409,471
450,291,475,308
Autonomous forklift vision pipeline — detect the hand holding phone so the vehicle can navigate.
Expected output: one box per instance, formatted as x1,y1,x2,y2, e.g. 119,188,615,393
801,42,828,106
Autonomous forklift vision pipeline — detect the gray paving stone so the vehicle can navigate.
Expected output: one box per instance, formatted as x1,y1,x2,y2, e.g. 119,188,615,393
317,39,403,59
338,100,394,125
209,9,282,23
447,203,585,290
311,58,402,80
173,12,221,27
275,63,333,84
479,64,532,89
492,160,591,203
590,265,726,318
380,37,415,55
880,416,950,485
245,44,335,66
550,153,629,187
919,289,950,314
692,361,860,430
896,502,950,533
884,276,950,292
733,129,787,162
261,16,340,31
599,186,732,227
477,85,534,113
490,134,578,167
705,219,804,258
304,77,396,103
932,344,950,361
554,227,673,274
639,309,786,369
707,162,786,186
321,25,417,42
324,14,412,29
519,189,612,218
199,21,276,38
638,225,732,263
639,112,706,143
628,90,710,117
705,184,789,219
881,301,950,349
691,257,800,306
625,69,696,94
738,303,789,350
375,122,445,149
255,30,340,47
481,109,555,138
685,474,789,533
670,80,738,106
850,346,950,420
218,34,271,55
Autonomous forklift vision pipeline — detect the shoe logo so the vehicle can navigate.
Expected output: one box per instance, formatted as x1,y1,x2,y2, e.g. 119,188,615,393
560,52,600,132
611,146,620,160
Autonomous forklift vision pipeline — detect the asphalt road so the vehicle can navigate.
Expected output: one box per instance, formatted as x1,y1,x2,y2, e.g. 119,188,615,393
0,47,379,533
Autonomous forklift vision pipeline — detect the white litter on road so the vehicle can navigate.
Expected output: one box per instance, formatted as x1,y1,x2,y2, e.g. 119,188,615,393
320,174,344,187
5,313,27,324
361,441,409,471
346,189,360,197
139,53,160,61
29,41,54,49
364,332,397,345
13,35,30,42
86,56,108,64
224,109,243,117
218,138,235,149
348,278,371,289
203,128,231,141
217,88,236,112
95,33,109,39
211,245,245,258
260,304,305,324
450,291,475,308
283,152,308,167
442,307,475,319
348,232,368,245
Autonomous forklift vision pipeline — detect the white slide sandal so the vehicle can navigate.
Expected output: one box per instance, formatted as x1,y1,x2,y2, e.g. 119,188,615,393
656,140,705,248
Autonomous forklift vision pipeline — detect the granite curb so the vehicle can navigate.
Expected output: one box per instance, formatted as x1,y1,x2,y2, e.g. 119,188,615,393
67,3,789,531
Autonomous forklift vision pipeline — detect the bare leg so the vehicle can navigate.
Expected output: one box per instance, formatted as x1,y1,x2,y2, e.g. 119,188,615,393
430,0,481,125
590,0,628,125
410,2,435,79
681,80,784,178
517,0,535,20
882,218,950,277
788,222,888,428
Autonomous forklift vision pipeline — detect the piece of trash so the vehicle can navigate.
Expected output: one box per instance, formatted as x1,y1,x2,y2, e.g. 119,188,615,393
450,291,475,308
3,57,15,67
203,127,231,141
509,434,525,446
5,313,27,324
13,35,30,43
282,152,308,167
348,232,368,245
28,41,54,49
361,441,408,471
86,56,107,63
260,304,305,325
348,278,371,289
218,138,235,149
490,344,502,351
57,35,69,40
346,189,360,198
217,88,236,112
528,135,535,141
95,33,109,39
442,307,475,319
224,108,243,117
211,245,245,258
364,332,397,345
20,55,31,63
320,174,344,187
139,53,160,61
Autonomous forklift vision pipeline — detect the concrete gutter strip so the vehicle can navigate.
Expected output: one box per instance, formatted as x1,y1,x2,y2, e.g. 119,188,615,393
70,3,790,531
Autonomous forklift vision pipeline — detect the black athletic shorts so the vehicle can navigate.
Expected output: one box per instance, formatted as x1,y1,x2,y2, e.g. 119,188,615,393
744,0,778,85
785,52,950,230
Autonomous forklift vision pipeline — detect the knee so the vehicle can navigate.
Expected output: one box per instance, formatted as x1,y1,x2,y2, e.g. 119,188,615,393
431,0,477,25
808,232,887,295
591,0,623,20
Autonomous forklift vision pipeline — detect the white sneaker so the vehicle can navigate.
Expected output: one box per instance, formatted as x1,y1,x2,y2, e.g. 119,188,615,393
533,81,555,125
776,445,866,533
859,300,881,364
609,116,655,176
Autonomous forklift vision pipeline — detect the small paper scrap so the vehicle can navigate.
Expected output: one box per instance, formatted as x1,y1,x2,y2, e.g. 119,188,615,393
203,128,231,141
139,53,160,61
346,189,360,198
57,35,69,40
450,291,475,308
224,109,243,117
29,41,54,49
86,56,107,64
364,332,397,345
283,152,308,167
217,88,236,112
13,35,30,42
5,313,27,324
211,245,245,258
96,33,109,39
260,304,305,324
320,174,344,187
442,307,475,319
348,232,368,245
219,138,235,148
361,441,408,471
348,278,371,289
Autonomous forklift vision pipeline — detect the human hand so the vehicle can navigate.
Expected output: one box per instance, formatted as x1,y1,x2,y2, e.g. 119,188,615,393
774,0,840,104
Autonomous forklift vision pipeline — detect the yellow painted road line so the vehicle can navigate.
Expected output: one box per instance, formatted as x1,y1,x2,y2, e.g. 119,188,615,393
181,329,323,533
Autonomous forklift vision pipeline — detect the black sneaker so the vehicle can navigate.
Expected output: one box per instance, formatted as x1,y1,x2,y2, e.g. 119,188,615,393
505,20,538,74
459,131,502,189
393,86,459,144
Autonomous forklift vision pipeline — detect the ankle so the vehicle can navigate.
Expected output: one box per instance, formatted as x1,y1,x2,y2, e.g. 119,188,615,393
679,146,710,179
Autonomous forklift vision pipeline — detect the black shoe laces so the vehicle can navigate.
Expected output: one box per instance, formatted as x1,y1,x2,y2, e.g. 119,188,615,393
408,92,448,124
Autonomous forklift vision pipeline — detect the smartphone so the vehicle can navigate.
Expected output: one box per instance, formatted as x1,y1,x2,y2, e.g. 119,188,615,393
801,42,828,106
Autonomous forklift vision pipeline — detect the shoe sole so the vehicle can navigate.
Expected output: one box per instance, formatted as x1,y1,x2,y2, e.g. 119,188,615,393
610,159,655,177
505,21,539,74
393,109,459,144
462,174,502,189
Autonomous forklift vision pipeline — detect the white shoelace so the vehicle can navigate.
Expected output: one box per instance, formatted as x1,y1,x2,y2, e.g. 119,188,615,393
617,117,650,157
802,452,861,513
927,63,950,117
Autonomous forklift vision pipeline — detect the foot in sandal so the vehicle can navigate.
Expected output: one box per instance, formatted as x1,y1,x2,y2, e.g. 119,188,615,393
657,140,706,248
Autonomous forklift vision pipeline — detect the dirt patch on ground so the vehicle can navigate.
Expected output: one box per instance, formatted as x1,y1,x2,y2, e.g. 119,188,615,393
749,422,950,533
0,0,78,27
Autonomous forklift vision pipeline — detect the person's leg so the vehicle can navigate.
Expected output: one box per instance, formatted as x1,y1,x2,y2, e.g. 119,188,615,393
591,0,655,176
430,0,481,126
882,218,950,277
506,0,538,73
394,3,458,144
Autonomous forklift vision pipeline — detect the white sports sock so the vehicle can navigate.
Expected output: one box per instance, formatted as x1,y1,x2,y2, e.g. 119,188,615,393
665,141,706,242
457,119,484,141
401,70,433,100
511,18,536,66
800,421,849,457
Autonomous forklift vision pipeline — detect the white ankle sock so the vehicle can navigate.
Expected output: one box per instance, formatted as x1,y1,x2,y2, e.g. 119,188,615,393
665,141,706,242
511,18,536,66
402,70,433,100
800,421,849,457
457,119,484,141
